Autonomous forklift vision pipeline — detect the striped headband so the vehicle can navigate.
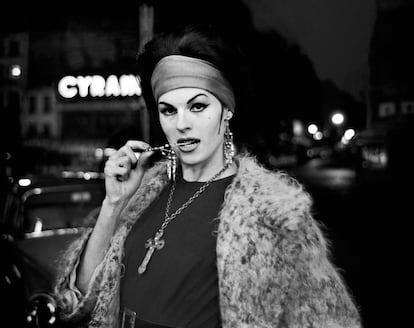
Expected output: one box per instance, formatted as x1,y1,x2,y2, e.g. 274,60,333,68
150,55,236,112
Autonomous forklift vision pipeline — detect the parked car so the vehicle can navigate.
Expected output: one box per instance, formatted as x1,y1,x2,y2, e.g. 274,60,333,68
350,118,414,182
1,173,105,327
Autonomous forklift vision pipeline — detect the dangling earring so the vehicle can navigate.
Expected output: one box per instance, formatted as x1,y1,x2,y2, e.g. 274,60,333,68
224,119,235,165
166,148,177,181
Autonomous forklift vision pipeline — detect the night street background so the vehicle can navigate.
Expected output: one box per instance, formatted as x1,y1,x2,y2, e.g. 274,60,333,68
1,0,413,327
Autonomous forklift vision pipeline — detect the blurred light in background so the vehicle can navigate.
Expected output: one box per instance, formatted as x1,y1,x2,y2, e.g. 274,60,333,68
331,112,345,125
307,123,319,135
10,64,22,78
362,147,388,169
95,148,104,160
33,218,43,235
313,131,323,141
344,128,356,140
341,128,356,144
293,119,304,136
61,171,103,179
18,178,32,187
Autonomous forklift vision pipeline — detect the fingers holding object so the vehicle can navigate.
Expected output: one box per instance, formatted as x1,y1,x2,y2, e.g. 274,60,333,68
125,140,151,152
104,160,130,181
106,140,155,171
107,141,144,166
124,140,155,169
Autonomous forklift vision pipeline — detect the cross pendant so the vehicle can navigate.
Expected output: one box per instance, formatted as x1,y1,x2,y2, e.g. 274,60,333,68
138,230,165,274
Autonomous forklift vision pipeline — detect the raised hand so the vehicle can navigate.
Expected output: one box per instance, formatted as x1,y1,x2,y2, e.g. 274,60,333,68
103,140,154,206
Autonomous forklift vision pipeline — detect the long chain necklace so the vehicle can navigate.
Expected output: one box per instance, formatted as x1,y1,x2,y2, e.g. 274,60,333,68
138,163,230,274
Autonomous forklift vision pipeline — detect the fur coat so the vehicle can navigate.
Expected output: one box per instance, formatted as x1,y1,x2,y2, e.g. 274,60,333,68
54,153,361,327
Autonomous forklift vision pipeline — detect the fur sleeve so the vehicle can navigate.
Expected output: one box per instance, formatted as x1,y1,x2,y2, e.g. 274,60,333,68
52,162,168,325
260,205,362,328
53,228,103,323
250,163,361,326
217,156,362,327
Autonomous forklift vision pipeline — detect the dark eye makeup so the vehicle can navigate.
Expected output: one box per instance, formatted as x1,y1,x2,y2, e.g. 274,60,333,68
158,104,177,115
191,102,208,111
158,93,210,114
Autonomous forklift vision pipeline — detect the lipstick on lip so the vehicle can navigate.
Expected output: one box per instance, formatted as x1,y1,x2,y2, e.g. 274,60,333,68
176,138,200,146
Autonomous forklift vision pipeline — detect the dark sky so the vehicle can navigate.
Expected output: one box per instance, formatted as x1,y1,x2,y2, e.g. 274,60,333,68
1,0,377,98
242,0,377,99
0,2,138,31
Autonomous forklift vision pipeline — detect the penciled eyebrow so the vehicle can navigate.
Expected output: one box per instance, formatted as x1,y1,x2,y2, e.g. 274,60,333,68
186,93,208,104
158,101,174,107
158,93,208,108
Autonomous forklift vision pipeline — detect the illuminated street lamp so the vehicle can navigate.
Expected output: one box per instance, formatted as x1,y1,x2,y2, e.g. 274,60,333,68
341,128,356,145
313,131,323,141
331,112,345,125
307,123,318,135
344,128,355,141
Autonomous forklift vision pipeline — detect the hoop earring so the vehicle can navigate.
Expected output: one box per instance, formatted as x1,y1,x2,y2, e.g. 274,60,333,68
166,148,177,181
224,120,235,165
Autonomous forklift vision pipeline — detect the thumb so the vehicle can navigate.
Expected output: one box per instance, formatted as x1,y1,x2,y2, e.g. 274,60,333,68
133,150,155,170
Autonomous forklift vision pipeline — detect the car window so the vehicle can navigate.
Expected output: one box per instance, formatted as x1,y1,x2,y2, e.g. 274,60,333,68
22,187,104,233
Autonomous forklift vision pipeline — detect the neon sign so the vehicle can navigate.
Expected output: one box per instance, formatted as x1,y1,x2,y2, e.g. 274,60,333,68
58,74,142,99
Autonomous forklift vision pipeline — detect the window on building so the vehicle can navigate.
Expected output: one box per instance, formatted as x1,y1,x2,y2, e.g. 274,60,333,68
0,41,5,57
43,124,51,138
8,91,20,108
9,40,20,57
378,102,396,118
43,96,51,113
401,101,414,115
29,96,36,114
26,124,37,138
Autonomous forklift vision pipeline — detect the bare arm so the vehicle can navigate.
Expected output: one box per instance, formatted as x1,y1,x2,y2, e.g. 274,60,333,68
75,140,154,294
75,200,123,293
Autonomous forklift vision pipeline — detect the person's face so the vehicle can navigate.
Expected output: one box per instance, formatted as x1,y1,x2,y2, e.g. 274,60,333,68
157,87,231,169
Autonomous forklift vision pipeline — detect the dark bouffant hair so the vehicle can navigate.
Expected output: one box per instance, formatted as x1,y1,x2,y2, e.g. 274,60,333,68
135,24,253,147
136,24,248,112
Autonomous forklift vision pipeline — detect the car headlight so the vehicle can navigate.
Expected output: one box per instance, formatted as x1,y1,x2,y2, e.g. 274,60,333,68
26,292,58,327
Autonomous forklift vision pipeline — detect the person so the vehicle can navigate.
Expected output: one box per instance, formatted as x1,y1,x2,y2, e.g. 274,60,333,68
54,24,361,328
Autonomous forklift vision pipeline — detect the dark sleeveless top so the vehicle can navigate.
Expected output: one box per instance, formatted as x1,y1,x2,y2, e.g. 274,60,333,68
120,175,234,328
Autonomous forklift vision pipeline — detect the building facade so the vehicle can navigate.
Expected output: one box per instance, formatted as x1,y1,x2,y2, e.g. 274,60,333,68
368,0,414,125
1,9,152,175
356,0,414,174
0,32,29,140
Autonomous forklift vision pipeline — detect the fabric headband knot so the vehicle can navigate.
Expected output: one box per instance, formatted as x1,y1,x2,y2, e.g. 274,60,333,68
151,55,236,112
